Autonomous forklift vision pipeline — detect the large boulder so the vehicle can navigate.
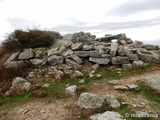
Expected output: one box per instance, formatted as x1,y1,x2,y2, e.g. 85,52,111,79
71,31,93,45
141,76,160,91
90,111,124,120
4,52,20,66
12,77,31,92
5,61,26,68
47,55,63,65
97,33,126,42
18,49,35,60
111,56,130,65
77,92,104,109
137,50,160,63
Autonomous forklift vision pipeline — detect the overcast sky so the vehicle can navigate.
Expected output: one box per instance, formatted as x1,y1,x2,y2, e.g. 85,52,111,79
0,0,160,45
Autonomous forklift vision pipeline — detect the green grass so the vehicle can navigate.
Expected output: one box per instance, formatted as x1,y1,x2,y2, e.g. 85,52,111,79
0,63,158,119
0,92,34,117
116,98,155,120
96,64,154,80
139,83,160,105
42,82,67,99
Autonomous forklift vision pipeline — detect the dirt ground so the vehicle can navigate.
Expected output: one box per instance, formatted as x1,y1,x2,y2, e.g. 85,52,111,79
1,69,160,120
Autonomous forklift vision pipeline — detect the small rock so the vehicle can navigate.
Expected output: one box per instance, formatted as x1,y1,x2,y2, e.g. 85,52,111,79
4,52,20,66
65,85,77,95
28,72,35,79
40,110,45,115
70,54,82,64
96,74,101,78
47,55,63,65
132,40,143,48
42,84,50,88
61,50,73,57
71,43,82,50
65,58,82,69
47,48,60,57
30,59,43,66
18,108,29,114
22,82,32,92
79,79,85,84
127,84,139,91
114,85,129,91
122,64,132,70
108,80,120,85
105,94,121,109
83,45,92,51
92,63,99,71
132,60,144,67
89,70,95,78
73,70,84,77
54,70,64,79
5,90,13,97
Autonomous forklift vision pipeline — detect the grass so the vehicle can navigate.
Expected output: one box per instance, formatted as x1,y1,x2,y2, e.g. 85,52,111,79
0,29,56,58
116,98,156,120
139,83,160,105
0,63,159,119
96,64,154,80
0,92,34,118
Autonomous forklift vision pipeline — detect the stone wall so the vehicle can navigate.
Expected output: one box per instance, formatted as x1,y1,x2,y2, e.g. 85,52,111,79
4,32,160,80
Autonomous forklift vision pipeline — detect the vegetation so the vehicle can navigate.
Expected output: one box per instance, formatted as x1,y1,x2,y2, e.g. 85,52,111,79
0,29,56,58
139,83,160,105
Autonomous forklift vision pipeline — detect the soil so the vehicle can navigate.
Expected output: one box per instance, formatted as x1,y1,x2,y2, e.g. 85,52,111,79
1,69,160,120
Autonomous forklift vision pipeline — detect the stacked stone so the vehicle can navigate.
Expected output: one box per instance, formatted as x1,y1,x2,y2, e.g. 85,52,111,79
4,32,160,79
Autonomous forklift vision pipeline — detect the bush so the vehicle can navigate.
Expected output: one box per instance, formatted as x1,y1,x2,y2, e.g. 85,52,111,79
0,29,56,58
0,66,31,96
14,29,56,48
0,39,22,56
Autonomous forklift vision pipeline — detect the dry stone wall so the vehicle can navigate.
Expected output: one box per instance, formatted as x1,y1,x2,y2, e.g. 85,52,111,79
4,32,160,80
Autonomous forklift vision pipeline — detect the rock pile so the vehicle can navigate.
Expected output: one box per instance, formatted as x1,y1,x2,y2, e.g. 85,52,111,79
4,32,160,70
3,31,160,95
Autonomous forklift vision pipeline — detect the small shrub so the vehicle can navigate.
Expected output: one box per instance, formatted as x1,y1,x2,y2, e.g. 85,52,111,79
1,39,22,55
0,29,56,58
14,29,55,48
0,65,32,96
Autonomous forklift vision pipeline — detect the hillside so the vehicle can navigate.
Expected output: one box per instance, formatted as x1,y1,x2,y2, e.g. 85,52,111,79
0,30,160,120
